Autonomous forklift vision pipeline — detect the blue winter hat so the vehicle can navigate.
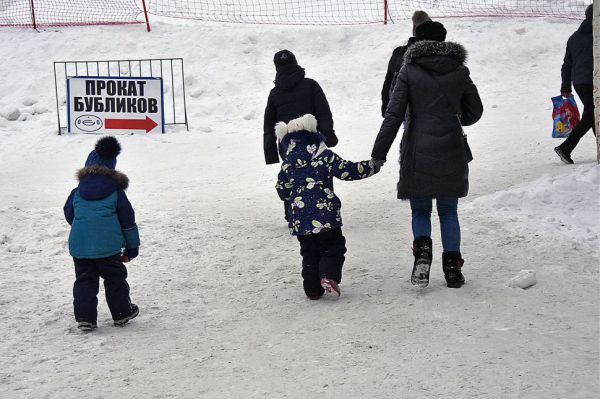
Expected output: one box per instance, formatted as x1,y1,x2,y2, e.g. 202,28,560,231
84,136,121,169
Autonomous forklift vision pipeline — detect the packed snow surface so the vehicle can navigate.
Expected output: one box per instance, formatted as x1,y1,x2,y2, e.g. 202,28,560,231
472,164,599,245
0,16,598,398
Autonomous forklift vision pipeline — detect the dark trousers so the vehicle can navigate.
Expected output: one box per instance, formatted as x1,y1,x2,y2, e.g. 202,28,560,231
297,228,347,295
73,254,133,323
561,84,596,154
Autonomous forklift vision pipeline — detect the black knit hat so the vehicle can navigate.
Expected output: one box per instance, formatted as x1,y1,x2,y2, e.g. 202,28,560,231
415,21,447,42
585,4,593,20
273,50,298,70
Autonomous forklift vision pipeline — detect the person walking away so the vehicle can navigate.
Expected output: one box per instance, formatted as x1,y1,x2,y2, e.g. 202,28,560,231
264,50,339,222
555,4,595,164
371,21,483,288
64,136,140,331
381,10,431,117
276,114,380,299
264,50,338,164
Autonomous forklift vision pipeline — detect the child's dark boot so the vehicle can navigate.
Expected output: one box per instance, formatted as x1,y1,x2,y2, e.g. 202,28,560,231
114,304,139,326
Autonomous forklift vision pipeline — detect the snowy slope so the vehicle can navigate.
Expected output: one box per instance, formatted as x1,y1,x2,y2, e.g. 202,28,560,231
471,164,599,245
0,17,598,398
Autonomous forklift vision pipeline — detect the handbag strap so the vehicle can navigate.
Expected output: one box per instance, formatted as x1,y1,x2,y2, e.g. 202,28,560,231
429,74,464,133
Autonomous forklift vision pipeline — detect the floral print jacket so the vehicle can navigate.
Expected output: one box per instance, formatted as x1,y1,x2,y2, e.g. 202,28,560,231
275,114,377,236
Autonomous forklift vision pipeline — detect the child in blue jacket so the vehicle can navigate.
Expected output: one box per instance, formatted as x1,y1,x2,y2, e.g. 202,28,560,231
64,136,140,331
275,114,381,299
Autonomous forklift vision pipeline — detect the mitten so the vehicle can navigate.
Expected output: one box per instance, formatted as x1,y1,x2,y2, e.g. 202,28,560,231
371,159,386,173
122,247,139,262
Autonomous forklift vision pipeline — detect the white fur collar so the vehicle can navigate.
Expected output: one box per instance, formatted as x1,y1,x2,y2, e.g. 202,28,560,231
275,114,318,141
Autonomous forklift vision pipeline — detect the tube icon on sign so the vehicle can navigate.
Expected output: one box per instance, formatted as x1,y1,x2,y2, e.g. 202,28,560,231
75,115,103,132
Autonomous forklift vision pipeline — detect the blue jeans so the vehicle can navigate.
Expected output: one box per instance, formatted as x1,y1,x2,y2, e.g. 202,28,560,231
410,198,460,252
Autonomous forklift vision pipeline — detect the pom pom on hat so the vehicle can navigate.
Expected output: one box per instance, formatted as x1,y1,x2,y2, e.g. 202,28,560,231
84,136,121,169
95,136,121,159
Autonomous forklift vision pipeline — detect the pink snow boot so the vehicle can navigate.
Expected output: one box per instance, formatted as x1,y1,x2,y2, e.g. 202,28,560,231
320,277,341,297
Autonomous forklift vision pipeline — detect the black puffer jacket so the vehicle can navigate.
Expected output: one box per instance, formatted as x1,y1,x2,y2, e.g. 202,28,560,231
372,41,483,199
263,65,337,164
561,18,593,92
381,37,417,117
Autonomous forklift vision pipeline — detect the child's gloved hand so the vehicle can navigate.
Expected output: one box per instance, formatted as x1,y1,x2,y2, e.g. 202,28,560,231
371,159,386,173
122,247,139,263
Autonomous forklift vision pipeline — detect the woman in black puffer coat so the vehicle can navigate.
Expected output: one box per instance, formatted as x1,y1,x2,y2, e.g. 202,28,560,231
371,21,483,289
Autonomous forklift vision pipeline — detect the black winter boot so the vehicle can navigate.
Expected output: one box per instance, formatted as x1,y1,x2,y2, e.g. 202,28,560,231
411,236,433,287
442,252,465,288
554,146,574,164
114,304,139,326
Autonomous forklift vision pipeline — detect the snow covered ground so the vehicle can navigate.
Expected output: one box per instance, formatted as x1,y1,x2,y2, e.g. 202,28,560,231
0,16,598,398
471,164,599,245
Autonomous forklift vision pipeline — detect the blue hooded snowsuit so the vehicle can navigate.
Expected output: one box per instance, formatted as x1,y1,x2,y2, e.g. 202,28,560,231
64,137,140,326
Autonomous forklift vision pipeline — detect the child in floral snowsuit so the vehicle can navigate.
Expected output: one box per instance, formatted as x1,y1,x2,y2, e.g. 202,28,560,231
275,114,380,299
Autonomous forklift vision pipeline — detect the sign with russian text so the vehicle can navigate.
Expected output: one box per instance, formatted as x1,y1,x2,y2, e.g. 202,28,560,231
67,77,164,134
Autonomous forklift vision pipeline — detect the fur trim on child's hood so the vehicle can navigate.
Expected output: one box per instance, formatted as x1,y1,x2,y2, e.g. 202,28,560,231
275,114,318,142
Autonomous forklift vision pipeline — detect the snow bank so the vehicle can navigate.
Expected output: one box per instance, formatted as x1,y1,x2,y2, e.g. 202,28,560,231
471,164,599,245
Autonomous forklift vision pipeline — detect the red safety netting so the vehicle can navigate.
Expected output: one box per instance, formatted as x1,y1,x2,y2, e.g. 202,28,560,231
0,0,142,28
147,0,591,25
0,1,589,28
389,0,591,21
148,0,381,25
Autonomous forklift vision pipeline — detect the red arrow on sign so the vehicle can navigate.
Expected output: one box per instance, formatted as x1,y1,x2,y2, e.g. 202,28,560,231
105,116,158,133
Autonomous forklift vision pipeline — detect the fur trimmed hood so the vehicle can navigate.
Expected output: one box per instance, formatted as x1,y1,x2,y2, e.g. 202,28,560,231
275,114,318,142
77,166,129,190
404,41,467,66
275,114,326,168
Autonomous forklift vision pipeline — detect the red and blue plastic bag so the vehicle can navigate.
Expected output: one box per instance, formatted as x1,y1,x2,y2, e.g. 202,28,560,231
551,95,580,138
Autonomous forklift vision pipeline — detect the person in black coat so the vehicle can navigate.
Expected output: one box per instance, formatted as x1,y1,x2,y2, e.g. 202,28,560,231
264,50,338,165
554,5,595,164
371,21,483,289
380,11,431,117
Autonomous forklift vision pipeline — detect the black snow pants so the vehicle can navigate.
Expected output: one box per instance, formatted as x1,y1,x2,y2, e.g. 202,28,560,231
73,254,133,323
297,228,347,296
